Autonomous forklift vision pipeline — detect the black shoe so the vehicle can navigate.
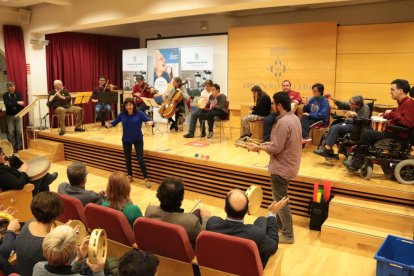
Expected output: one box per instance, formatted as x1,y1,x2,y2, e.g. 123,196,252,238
200,132,206,138
174,126,178,131
313,147,334,158
46,172,58,185
207,132,213,139
170,124,176,130
239,133,251,140
59,130,65,136
101,121,105,127
183,132,195,138
74,128,85,132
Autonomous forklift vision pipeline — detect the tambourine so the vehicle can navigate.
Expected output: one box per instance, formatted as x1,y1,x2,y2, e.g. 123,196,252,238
371,116,387,132
0,211,14,222
88,229,107,264
26,156,50,181
0,140,14,157
235,137,261,153
197,97,208,109
245,185,263,215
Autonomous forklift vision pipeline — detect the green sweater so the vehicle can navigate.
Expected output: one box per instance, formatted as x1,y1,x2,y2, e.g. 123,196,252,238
101,200,142,227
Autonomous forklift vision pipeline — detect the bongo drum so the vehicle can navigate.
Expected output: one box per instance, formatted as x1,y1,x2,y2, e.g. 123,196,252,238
371,116,387,132
197,97,208,109
26,156,50,181
245,185,263,215
0,140,14,157
67,220,87,246
88,229,107,264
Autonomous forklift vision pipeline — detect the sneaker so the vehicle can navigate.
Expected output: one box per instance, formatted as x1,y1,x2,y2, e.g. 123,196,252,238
279,234,294,244
59,130,65,136
302,137,312,143
200,131,206,138
74,128,85,132
207,132,213,139
183,132,194,138
313,147,332,158
144,179,152,188
127,175,133,182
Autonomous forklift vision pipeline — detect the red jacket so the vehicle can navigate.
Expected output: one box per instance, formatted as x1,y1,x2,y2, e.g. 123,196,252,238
384,96,414,137
288,90,302,104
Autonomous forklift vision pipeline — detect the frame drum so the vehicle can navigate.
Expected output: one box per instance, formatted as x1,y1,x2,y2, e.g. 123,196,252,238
197,97,208,109
371,116,387,131
245,185,263,215
67,220,87,246
0,140,14,157
88,229,107,264
26,156,50,181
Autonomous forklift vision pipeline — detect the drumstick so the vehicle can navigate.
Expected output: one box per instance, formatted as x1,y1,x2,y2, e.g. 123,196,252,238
189,199,201,213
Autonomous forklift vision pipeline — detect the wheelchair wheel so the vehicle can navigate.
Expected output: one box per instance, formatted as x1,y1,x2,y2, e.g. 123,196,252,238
394,159,414,185
317,130,328,150
359,164,373,180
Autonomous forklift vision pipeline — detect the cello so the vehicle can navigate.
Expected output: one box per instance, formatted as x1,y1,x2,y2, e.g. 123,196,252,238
158,81,187,119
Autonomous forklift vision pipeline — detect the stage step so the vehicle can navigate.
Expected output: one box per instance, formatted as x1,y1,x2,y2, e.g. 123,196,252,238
328,196,414,233
18,148,53,162
27,139,64,162
321,195,414,252
321,218,413,252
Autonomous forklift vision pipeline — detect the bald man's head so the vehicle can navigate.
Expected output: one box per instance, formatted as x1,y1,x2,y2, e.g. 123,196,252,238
225,189,249,220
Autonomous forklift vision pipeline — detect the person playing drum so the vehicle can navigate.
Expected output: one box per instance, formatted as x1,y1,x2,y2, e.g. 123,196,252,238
239,85,271,140
0,146,58,195
183,80,213,138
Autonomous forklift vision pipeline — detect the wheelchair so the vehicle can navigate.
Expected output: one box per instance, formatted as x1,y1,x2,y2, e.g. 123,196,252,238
345,125,414,185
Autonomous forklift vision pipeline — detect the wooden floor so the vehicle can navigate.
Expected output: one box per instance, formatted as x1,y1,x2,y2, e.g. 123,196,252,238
45,160,377,276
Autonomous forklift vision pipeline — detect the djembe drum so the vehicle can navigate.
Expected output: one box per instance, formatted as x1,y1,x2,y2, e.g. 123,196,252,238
371,116,387,132
26,156,50,181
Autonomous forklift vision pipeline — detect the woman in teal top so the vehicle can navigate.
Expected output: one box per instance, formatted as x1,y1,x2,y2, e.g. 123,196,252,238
101,171,142,226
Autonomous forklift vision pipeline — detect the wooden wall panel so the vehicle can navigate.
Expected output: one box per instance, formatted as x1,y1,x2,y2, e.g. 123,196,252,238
335,22,414,104
228,22,337,110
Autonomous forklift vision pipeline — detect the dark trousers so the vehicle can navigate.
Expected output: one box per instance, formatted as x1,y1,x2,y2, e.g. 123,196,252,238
188,108,206,134
359,129,393,146
123,141,148,179
325,123,353,147
263,113,277,141
137,103,149,112
168,104,185,126
301,115,321,138
198,109,227,132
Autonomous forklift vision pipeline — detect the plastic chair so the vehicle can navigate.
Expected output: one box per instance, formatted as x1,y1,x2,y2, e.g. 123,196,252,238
84,203,135,246
134,217,195,276
57,194,88,226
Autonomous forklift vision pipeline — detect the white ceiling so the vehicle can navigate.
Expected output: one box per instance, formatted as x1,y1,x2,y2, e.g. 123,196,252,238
0,0,72,8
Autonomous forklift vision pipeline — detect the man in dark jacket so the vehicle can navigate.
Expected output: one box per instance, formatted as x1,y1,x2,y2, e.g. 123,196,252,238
206,189,288,267
3,81,24,152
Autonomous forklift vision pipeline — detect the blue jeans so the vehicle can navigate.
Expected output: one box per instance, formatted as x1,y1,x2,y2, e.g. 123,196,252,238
123,140,148,179
271,174,293,239
188,108,206,134
301,115,320,139
5,115,22,150
263,113,277,141
95,103,112,124
325,123,353,147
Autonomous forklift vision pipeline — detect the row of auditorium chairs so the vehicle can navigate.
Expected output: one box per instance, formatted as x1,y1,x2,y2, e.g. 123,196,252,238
59,194,282,276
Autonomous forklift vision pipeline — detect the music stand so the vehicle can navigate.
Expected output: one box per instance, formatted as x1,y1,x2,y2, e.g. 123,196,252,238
97,92,118,105
15,99,38,150
141,97,162,135
73,92,93,133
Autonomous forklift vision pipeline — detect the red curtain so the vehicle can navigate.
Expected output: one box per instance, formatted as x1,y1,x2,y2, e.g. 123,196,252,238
45,32,139,123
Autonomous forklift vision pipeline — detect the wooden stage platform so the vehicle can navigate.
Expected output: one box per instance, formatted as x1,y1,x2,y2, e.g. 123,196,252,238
36,123,414,216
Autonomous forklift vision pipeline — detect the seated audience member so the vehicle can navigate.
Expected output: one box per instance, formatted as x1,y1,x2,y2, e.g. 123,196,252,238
206,189,289,267
15,191,64,276
0,147,58,195
239,85,271,139
0,213,20,275
58,161,104,206
183,80,213,138
101,171,142,227
33,225,105,276
145,177,211,247
313,95,370,158
263,80,302,142
198,83,228,139
344,79,414,169
118,249,159,276
132,75,156,112
301,83,330,142
47,80,85,136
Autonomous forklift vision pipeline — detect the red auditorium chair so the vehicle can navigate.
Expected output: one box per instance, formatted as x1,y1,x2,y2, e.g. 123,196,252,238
133,217,195,276
84,203,135,247
57,194,88,225
196,230,283,276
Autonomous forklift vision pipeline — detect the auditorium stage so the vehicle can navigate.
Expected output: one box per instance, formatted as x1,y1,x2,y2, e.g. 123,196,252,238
36,123,414,215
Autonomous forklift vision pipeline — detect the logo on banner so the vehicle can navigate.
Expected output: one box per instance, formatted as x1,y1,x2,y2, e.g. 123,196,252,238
195,53,199,60
269,57,287,80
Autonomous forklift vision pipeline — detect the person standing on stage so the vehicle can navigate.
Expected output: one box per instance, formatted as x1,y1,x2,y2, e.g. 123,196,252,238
91,76,112,127
132,75,156,112
47,80,84,136
106,98,153,188
263,80,302,142
249,92,302,244
3,81,24,152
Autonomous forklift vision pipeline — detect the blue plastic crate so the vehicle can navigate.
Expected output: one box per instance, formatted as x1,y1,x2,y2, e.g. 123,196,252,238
375,235,414,276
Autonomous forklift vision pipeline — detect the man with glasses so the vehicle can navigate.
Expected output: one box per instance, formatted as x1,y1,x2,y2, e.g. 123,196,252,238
132,75,157,112
58,161,105,206
0,147,58,195
92,76,113,127
313,95,370,158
